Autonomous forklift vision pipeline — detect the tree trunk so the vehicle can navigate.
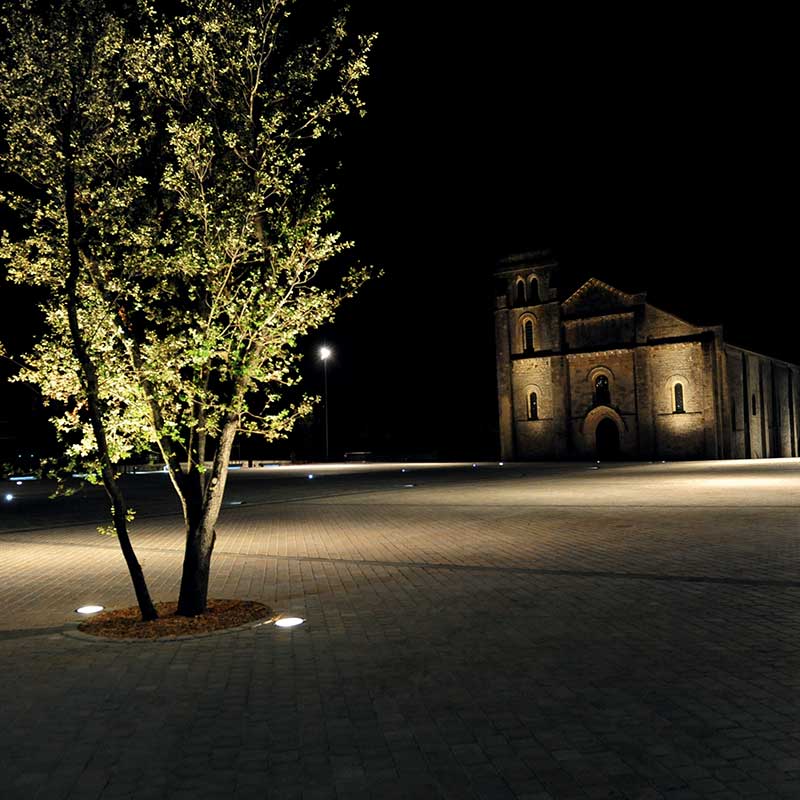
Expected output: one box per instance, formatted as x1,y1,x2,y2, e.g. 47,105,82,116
107,473,158,621
176,418,238,616
176,518,215,617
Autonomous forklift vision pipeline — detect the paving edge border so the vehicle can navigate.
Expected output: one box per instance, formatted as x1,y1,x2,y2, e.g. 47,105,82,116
61,615,280,644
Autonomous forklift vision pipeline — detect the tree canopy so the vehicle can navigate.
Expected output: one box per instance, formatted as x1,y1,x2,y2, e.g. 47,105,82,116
0,0,375,616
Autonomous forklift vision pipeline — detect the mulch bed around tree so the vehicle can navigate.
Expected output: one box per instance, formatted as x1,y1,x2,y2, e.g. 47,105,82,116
78,599,272,639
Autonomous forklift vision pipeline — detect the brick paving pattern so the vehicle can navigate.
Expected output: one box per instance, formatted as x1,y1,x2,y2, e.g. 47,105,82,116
1,460,799,799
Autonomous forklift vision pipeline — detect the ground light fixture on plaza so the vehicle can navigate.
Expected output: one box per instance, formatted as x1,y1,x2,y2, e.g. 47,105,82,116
4,493,13,502
274,617,305,628
76,605,104,614
320,345,331,461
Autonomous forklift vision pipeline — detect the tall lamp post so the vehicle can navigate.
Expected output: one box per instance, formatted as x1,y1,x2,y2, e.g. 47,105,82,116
320,346,331,461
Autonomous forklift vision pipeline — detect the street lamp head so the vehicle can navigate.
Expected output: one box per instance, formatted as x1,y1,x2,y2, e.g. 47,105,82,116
320,346,332,361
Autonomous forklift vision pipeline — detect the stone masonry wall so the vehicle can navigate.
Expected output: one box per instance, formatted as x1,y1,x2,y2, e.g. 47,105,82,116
567,350,637,458
508,302,561,354
564,313,635,351
648,342,707,459
512,357,556,458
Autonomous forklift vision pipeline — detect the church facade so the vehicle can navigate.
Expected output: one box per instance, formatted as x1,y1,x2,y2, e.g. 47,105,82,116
494,253,800,461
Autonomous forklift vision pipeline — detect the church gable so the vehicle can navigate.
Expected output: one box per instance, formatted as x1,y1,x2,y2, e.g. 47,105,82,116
644,304,706,339
561,278,645,319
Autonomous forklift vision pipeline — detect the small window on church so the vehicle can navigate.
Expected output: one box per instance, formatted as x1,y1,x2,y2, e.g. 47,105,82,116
752,394,757,416
529,392,538,420
523,320,534,352
674,383,685,413
594,374,610,406
529,278,539,304
515,281,526,306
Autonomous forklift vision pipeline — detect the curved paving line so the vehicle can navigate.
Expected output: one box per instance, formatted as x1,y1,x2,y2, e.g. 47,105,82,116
0,486,415,535
0,624,76,641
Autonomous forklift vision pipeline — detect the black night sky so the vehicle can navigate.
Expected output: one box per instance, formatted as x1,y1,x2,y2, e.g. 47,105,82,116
1,3,797,462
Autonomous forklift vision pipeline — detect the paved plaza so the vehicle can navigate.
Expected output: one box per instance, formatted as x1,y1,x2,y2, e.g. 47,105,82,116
1,460,799,799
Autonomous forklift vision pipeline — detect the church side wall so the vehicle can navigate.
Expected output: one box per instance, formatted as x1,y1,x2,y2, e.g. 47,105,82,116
647,342,707,459
724,345,800,459
725,350,746,457
770,364,792,457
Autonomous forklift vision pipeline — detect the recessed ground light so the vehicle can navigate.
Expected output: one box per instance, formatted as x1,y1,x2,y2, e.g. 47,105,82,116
307,473,314,479
472,464,477,468
4,493,13,502
227,500,243,506
498,462,504,466
274,617,304,628
401,468,406,473
76,605,104,614
403,483,416,488
15,481,22,486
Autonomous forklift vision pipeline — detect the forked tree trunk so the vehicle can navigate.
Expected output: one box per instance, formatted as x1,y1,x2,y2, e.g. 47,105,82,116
176,419,238,616
62,110,158,622
176,519,215,617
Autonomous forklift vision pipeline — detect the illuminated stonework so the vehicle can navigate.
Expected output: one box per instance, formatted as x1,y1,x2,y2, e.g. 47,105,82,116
494,252,800,460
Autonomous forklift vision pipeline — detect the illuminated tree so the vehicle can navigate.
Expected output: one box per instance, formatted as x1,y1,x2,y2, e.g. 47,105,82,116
0,0,374,617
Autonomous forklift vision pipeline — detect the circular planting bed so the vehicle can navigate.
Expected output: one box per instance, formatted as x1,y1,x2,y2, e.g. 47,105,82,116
78,599,272,639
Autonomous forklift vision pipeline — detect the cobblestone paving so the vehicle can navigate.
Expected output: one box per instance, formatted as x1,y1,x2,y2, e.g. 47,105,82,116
1,461,800,799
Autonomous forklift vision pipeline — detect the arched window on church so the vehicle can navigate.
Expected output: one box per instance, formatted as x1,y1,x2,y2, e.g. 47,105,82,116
529,391,538,420
523,320,534,352
594,375,610,406
673,383,685,413
529,278,539,304
515,281,526,306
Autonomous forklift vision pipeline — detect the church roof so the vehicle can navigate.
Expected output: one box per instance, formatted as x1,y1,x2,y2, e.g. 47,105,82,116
560,277,646,316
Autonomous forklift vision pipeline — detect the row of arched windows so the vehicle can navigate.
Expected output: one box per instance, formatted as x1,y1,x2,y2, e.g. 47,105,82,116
590,375,685,413
523,377,687,421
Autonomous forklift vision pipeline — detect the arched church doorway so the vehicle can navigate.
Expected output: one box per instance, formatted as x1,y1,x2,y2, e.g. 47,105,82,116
596,417,620,460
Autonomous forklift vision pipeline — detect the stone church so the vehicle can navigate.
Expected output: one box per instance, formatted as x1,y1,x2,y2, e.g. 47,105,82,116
494,252,800,461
